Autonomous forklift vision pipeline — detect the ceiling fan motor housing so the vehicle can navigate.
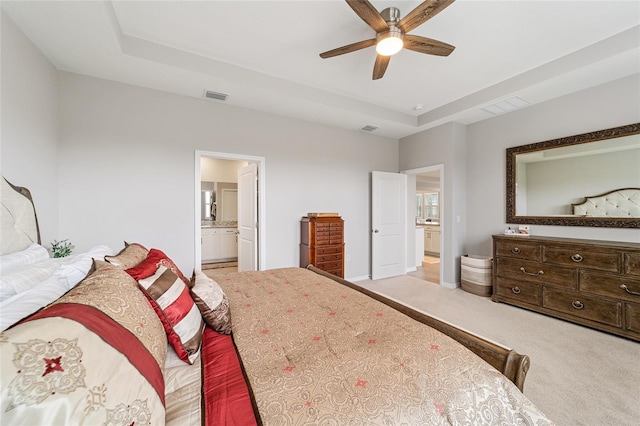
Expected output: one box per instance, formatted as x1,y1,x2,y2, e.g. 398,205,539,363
380,7,401,25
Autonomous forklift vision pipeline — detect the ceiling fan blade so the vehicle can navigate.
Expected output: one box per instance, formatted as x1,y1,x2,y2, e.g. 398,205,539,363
345,0,389,33
320,39,376,58
404,34,455,56
397,0,456,34
372,55,390,80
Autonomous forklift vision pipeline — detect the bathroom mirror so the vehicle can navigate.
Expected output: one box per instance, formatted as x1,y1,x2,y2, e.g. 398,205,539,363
506,123,640,228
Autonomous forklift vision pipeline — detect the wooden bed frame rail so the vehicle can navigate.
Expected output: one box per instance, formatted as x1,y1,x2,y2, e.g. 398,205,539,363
307,266,530,392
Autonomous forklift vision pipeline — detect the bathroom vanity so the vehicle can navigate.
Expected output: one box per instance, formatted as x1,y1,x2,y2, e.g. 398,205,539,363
202,222,238,263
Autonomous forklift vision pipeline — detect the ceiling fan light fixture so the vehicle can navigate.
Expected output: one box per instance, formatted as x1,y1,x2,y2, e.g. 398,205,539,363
376,28,403,56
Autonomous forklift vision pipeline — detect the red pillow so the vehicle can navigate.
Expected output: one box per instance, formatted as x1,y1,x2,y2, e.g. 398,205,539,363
137,266,204,364
125,249,203,364
126,248,189,286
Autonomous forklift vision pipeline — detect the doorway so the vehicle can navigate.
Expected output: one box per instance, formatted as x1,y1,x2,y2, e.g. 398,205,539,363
194,151,266,272
404,165,443,285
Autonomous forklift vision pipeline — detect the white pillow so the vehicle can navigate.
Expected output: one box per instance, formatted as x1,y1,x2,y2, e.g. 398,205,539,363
0,245,114,330
54,245,114,289
0,243,49,274
0,258,61,302
0,274,68,331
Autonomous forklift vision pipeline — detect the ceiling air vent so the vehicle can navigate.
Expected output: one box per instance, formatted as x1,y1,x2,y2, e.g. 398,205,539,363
361,125,378,132
482,96,529,115
204,90,228,101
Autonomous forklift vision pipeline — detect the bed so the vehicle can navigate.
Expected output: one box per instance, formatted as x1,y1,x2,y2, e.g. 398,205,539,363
572,187,640,217
0,177,553,425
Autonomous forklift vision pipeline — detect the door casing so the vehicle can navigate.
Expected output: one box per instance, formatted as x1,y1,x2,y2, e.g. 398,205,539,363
194,151,266,270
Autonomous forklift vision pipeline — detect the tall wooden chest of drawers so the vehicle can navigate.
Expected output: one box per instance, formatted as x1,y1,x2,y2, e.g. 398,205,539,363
300,216,344,278
492,235,640,342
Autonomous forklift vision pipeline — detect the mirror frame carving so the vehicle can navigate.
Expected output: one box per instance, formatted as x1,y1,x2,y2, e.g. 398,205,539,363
506,122,640,228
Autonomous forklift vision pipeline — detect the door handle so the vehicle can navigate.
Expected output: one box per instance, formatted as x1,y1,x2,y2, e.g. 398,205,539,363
373,229,379,233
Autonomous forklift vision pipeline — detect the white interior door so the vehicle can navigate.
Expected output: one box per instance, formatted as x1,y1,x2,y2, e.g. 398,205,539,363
238,163,258,271
371,171,407,280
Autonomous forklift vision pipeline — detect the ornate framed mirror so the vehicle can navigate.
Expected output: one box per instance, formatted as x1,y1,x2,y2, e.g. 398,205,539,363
506,123,640,228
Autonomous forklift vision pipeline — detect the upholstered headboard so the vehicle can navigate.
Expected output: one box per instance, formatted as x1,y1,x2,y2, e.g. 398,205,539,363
572,188,640,217
0,178,40,255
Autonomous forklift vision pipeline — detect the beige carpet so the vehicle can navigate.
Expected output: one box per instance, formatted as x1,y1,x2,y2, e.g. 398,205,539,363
422,255,440,264
201,261,237,270
354,275,640,426
203,266,237,280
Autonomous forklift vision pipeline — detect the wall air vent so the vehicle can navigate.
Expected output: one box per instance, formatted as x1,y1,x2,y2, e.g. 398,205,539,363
361,125,378,132
204,90,228,101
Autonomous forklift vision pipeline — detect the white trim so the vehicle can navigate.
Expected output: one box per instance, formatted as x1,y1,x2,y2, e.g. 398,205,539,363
346,275,371,283
194,150,266,271
401,164,444,286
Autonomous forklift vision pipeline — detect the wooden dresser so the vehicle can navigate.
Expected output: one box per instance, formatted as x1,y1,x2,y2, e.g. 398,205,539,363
492,234,640,341
300,216,344,278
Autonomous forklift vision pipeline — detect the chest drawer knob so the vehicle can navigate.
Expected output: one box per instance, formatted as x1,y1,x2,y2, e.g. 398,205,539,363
571,300,585,310
512,287,521,294
621,284,640,297
519,267,544,277
511,247,521,254
571,253,584,263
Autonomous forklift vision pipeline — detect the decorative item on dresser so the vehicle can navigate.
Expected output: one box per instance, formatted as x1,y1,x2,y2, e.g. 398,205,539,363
492,234,640,341
300,214,344,278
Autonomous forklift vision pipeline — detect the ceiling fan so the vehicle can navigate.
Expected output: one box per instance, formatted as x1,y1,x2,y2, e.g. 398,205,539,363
320,0,456,80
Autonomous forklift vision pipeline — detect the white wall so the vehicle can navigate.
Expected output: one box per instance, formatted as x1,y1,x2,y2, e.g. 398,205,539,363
465,74,640,256
1,11,59,248
56,72,399,276
399,122,467,287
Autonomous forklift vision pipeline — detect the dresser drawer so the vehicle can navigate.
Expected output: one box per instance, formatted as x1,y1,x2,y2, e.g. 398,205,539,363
494,278,540,305
625,302,640,335
495,257,577,288
543,245,620,272
580,271,640,303
317,252,343,262
316,233,343,244
316,246,342,255
320,268,343,278
543,288,621,327
316,260,343,271
625,253,640,277
495,240,540,261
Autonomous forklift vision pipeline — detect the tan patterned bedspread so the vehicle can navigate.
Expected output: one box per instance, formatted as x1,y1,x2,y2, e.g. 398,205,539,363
217,267,553,425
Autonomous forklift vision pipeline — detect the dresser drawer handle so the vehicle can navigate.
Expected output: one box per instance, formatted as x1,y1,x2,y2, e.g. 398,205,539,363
511,287,521,294
620,284,640,297
571,301,585,310
571,254,584,263
519,267,544,277
511,247,521,254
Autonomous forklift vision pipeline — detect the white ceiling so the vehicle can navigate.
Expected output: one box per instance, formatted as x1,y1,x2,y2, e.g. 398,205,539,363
3,0,639,139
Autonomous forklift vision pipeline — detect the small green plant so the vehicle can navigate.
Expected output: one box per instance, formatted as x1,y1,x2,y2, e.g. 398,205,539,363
50,239,74,258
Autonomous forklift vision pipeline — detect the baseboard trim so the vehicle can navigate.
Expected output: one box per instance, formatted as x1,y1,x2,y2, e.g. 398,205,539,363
347,274,371,282
441,281,459,289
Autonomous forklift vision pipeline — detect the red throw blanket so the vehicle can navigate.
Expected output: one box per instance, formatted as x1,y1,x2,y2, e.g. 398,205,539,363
201,327,258,425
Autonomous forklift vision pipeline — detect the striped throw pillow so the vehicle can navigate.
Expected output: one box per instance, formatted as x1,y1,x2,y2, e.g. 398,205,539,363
138,266,204,364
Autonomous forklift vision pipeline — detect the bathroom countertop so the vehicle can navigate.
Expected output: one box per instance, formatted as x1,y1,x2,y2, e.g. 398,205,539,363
201,221,238,228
